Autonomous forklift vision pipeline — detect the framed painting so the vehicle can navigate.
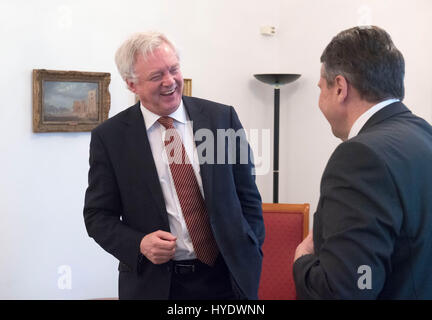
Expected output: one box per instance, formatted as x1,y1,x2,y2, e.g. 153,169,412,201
32,69,111,132
183,78,192,96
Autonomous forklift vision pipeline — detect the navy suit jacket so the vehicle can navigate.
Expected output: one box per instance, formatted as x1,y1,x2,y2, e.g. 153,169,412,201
293,102,432,299
84,96,264,299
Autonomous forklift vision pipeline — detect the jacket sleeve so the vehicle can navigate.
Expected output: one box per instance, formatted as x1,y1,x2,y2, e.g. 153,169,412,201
293,141,402,299
83,129,146,273
229,106,265,248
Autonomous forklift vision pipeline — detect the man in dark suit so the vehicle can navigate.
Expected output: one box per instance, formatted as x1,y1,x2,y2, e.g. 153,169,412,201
83,32,264,300
293,26,432,299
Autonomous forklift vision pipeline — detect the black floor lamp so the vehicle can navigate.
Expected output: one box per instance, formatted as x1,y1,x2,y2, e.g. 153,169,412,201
254,73,301,203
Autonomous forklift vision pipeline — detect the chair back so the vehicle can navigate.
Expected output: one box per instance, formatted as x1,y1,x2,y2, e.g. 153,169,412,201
258,203,309,300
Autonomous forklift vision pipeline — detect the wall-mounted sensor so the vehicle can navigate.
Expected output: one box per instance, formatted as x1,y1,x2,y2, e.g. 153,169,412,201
260,26,276,36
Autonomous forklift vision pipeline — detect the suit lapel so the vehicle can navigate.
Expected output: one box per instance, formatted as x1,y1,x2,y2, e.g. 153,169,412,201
182,97,215,214
123,103,169,226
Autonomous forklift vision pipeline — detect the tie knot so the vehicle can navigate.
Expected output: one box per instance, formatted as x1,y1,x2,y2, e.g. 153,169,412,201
158,116,174,129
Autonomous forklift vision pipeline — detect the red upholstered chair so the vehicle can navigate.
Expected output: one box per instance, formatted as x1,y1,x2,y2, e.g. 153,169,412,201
258,203,310,300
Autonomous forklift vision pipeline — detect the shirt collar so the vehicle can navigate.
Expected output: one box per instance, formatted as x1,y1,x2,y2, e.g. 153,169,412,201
348,98,400,139
140,99,187,130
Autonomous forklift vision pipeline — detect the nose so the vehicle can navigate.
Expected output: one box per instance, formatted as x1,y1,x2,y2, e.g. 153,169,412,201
161,73,175,87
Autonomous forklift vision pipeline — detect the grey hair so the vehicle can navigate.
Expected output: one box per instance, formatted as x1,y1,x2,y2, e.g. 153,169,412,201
114,31,179,83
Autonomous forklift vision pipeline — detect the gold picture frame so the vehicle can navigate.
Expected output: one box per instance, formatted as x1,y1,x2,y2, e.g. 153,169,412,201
183,78,192,96
33,69,111,132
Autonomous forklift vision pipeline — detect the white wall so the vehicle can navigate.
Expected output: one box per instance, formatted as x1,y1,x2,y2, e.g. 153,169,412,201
0,0,430,299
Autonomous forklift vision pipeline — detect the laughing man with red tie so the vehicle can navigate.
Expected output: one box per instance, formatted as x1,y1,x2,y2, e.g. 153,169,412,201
83,31,264,300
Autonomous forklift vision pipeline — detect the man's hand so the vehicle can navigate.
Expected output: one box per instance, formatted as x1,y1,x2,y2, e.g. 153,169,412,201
294,231,314,262
140,230,177,264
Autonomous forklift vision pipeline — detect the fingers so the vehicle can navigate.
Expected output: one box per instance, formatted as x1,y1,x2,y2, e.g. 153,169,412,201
140,230,177,265
155,230,177,241
294,232,315,262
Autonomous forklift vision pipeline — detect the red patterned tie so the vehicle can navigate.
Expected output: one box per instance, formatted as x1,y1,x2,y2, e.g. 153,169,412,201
158,116,219,266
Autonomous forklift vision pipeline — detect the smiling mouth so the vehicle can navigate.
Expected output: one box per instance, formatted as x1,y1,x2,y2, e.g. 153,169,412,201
160,87,177,96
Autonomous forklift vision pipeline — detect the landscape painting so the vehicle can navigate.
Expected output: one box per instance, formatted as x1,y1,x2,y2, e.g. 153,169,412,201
43,81,99,122
33,69,111,132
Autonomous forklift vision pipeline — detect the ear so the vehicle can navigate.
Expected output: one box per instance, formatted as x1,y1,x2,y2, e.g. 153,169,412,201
334,75,348,103
126,79,137,94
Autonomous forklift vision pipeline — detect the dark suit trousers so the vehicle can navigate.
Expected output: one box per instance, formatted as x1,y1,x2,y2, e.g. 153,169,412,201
169,255,238,300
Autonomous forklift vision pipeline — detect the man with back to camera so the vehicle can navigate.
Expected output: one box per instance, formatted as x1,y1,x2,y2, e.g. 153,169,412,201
83,31,264,300
293,26,432,299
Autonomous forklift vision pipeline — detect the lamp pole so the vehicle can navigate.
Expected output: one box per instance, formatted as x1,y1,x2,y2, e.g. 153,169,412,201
254,73,301,203
273,86,280,203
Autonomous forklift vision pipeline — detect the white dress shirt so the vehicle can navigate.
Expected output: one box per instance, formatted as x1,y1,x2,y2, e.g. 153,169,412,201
140,100,204,261
348,98,400,139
